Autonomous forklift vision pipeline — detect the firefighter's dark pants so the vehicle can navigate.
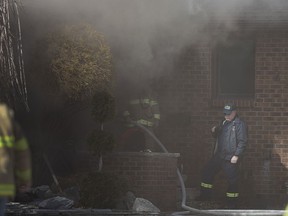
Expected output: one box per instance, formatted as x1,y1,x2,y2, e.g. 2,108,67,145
200,155,239,206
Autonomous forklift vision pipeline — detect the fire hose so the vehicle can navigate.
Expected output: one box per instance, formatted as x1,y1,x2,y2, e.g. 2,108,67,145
131,121,287,216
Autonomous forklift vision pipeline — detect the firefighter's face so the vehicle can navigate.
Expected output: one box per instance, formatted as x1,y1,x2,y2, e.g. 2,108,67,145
224,110,237,121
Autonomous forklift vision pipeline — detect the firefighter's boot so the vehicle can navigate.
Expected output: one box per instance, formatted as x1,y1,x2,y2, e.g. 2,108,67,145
195,182,213,201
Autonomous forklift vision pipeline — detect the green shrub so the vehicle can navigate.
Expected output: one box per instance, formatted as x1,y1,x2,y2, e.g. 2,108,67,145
91,91,115,123
87,130,114,156
32,23,112,101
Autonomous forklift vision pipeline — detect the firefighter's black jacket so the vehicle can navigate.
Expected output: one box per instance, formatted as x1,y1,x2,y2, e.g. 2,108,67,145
212,116,248,161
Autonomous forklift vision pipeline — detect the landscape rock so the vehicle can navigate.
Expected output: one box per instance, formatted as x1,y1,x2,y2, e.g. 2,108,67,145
38,196,74,209
132,198,160,213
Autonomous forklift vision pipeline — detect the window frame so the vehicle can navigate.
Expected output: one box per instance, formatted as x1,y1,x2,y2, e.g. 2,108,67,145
212,37,256,100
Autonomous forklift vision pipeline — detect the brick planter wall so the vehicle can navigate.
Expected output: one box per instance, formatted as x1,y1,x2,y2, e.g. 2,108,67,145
102,152,180,212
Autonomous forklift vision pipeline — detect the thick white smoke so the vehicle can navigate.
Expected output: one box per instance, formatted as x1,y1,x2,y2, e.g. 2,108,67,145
21,0,288,91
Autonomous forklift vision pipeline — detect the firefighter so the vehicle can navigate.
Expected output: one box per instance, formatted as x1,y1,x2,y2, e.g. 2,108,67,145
120,88,160,152
0,104,32,216
196,103,248,209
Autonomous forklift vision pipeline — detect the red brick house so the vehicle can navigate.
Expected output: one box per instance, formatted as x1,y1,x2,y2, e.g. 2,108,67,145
152,5,288,206
102,4,288,210
21,0,288,211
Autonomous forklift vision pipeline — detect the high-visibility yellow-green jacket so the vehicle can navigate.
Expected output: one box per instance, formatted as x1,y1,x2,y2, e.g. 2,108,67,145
0,104,32,197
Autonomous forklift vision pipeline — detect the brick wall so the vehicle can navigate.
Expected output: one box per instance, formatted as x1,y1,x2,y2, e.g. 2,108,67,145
79,30,288,207
155,31,288,202
102,152,180,211
251,32,288,199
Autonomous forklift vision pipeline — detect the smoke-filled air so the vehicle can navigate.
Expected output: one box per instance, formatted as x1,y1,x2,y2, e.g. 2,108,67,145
21,0,287,92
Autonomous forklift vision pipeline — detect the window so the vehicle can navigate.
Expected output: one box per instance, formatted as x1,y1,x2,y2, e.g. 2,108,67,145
213,39,255,99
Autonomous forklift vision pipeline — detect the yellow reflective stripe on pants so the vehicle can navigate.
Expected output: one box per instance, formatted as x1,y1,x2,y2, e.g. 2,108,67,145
0,184,15,196
226,192,239,198
201,182,213,189
15,138,29,151
15,169,32,182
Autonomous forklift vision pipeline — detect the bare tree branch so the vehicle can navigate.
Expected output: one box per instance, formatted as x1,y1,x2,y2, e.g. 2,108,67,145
0,0,28,110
